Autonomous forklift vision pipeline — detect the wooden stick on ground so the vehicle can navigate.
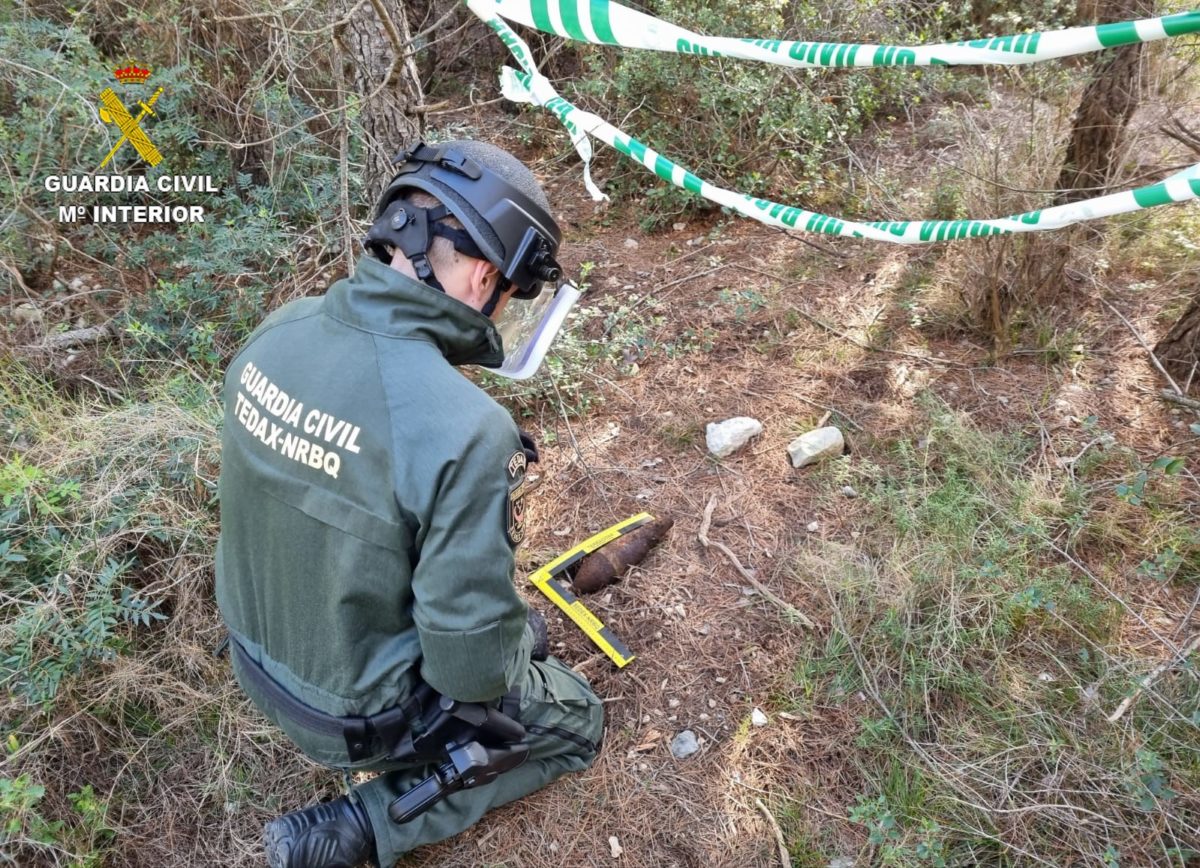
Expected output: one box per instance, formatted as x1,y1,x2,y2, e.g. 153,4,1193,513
755,798,792,868
698,495,814,629
1159,389,1200,412
22,320,115,353
1100,297,1185,397
1107,633,1200,723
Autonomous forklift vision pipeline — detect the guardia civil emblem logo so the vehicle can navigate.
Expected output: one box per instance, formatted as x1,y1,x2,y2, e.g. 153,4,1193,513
97,62,164,169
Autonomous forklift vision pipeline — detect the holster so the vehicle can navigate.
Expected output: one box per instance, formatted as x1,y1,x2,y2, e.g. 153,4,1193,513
228,637,530,824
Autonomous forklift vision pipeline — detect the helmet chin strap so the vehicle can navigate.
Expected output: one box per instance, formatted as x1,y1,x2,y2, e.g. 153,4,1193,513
480,281,506,318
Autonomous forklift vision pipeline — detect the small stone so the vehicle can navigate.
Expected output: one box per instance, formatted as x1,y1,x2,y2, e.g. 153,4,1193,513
751,707,768,727
707,698,717,709
715,676,727,684
668,698,680,708
609,835,623,859
624,238,639,250
673,222,687,231
806,521,820,533
787,426,845,468
841,485,859,498
670,729,700,759
641,714,651,723
654,631,663,640
1037,672,1054,683
706,416,764,458
69,276,85,291
998,396,1009,406
699,713,710,721
12,303,43,325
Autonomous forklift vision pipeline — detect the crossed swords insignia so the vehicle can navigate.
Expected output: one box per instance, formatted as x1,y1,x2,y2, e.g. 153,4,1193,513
97,86,164,168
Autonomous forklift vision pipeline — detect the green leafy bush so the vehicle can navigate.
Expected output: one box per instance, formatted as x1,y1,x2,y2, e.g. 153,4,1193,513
0,10,358,370
0,373,219,708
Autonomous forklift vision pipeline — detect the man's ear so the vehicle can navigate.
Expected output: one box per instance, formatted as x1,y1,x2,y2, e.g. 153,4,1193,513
471,258,501,302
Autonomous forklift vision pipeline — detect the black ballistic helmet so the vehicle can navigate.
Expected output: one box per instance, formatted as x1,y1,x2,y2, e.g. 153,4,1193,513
364,141,563,304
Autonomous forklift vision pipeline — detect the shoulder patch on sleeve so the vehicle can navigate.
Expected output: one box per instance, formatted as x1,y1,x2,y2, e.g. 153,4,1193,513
505,450,527,546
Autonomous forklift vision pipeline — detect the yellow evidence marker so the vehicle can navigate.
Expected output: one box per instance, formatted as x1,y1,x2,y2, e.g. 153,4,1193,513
528,513,653,669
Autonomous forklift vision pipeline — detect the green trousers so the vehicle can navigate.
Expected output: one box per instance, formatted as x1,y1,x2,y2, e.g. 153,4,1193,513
235,654,603,867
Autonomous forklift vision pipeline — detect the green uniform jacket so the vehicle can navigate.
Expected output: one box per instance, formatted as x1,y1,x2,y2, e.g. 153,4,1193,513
216,255,534,720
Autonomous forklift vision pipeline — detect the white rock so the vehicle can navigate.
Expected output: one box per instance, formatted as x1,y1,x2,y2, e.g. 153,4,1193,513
609,835,623,859
706,416,764,458
623,238,639,249
806,521,820,533
670,730,699,759
841,486,859,498
751,707,768,727
787,426,845,468
673,222,687,231
12,303,43,325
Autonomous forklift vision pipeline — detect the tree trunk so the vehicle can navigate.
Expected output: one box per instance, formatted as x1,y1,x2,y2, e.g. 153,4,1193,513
1155,293,1200,391
336,0,424,203
1053,0,1149,203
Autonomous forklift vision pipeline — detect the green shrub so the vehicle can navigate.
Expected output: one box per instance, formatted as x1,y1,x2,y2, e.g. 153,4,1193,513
0,374,219,707
0,10,358,370
558,0,988,226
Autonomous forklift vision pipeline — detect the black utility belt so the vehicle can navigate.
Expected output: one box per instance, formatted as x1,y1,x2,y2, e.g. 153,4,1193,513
230,638,423,763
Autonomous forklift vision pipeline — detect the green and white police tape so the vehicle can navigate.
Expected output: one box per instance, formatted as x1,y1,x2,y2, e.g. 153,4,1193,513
465,0,1200,243
487,0,1200,68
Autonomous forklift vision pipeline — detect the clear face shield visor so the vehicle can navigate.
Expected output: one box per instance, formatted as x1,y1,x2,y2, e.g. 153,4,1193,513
492,280,582,380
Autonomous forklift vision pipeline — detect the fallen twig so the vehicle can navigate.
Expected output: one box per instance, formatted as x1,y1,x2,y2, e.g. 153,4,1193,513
1107,633,1200,723
755,798,791,868
22,320,115,352
735,263,972,368
698,496,814,628
776,226,848,260
1100,297,1184,397
1158,389,1200,412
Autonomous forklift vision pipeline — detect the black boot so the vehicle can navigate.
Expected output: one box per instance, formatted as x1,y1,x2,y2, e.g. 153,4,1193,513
264,795,375,868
